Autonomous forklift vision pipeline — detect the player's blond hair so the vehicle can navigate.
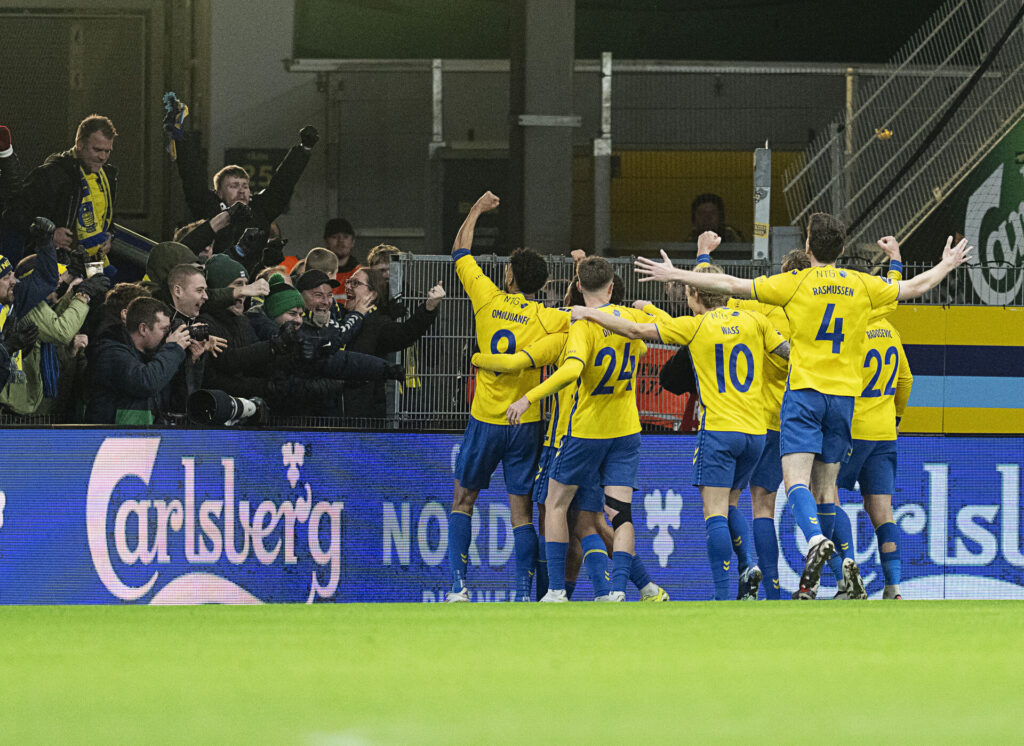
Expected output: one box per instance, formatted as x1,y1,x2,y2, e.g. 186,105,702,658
689,264,729,310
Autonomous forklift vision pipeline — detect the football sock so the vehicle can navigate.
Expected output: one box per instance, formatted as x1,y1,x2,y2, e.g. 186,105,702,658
611,551,632,594
705,515,732,601
565,580,576,600
580,534,611,597
727,505,753,572
876,521,902,586
828,505,854,581
512,524,538,601
447,511,472,593
535,536,549,600
630,553,653,591
546,541,568,592
816,503,836,541
787,484,822,542
753,517,781,599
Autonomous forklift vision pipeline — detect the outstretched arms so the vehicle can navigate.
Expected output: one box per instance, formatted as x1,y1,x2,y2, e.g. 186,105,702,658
896,236,971,301
570,306,660,341
635,248,754,298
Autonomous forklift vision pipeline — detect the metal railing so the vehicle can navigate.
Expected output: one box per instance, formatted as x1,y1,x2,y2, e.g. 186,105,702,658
783,0,1024,247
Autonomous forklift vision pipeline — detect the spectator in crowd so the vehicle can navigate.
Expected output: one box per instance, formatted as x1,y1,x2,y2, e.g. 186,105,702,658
0,125,28,263
0,254,40,392
365,243,406,318
323,218,361,297
342,267,444,421
17,115,119,269
296,269,345,330
172,202,253,261
688,192,745,243
0,243,108,416
167,95,318,258
85,296,190,424
145,241,268,314
305,247,339,280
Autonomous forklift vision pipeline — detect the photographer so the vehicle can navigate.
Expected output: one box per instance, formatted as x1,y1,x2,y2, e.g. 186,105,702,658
85,296,190,424
165,93,317,258
145,240,269,314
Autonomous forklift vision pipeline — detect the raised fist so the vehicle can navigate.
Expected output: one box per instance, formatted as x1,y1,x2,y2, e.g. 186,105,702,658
299,125,319,149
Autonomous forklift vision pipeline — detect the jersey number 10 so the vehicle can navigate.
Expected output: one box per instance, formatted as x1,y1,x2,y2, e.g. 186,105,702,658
714,343,754,393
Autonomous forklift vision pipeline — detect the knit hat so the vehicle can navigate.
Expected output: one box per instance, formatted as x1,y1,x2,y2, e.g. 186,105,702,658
0,255,12,279
263,273,305,320
205,254,248,289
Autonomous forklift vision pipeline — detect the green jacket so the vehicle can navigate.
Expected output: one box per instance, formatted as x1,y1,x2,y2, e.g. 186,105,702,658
0,292,89,415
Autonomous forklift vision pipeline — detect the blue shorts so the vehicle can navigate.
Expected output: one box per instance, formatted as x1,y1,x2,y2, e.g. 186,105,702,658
454,417,541,495
837,438,897,496
551,433,641,491
749,428,784,493
692,430,766,489
780,388,854,463
532,446,605,513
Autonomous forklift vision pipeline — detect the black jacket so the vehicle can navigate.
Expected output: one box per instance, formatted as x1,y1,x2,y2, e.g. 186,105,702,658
199,307,276,399
18,148,117,237
175,134,309,254
85,324,185,424
343,303,438,420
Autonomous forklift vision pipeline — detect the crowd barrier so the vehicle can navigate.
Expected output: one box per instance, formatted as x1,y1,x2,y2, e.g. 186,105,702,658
0,429,1021,603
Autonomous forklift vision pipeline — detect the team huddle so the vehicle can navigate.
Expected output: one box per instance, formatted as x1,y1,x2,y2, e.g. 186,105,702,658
445,191,971,601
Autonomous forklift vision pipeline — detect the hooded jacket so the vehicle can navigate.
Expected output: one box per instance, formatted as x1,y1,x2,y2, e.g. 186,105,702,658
17,148,117,237
145,241,235,313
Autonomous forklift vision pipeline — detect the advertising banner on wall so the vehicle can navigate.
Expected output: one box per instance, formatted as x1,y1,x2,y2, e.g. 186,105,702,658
904,115,1024,305
0,431,1020,603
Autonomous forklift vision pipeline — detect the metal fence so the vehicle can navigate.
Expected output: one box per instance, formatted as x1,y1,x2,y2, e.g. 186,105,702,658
783,0,1024,247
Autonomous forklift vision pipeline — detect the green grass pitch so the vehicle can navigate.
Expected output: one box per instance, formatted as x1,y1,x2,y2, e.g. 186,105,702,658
2,602,1021,743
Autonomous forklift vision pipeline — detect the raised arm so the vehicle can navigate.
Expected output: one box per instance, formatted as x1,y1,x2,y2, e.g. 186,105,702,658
635,249,753,298
453,191,500,255
571,306,660,340
896,236,971,301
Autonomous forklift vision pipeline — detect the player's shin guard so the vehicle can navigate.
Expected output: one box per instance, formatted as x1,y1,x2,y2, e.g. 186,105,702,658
727,505,753,573
546,541,568,592
753,517,781,599
876,521,901,586
629,553,653,591
512,524,538,601
611,551,632,594
447,511,472,592
787,484,822,542
705,515,732,600
535,536,549,601
580,534,610,597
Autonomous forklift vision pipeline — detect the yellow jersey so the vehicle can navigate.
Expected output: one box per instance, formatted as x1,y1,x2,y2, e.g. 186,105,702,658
751,266,899,397
727,298,788,431
455,251,569,424
525,305,648,440
656,307,785,435
851,319,913,441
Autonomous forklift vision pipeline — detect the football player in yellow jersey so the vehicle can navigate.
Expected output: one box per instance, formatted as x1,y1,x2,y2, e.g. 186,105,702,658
506,257,647,602
635,213,970,599
828,240,912,600
446,191,570,603
473,272,669,602
582,263,789,600
690,239,812,599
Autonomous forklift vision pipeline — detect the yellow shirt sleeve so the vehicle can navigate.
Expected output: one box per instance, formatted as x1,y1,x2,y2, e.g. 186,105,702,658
472,351,533,373
859,272,900,309
894,330,913,418
757,313,786,355
454,253,502,311
751,270,802,307
654,314,701,346
537,305,572,334
642,303,673,322
525,357,584,403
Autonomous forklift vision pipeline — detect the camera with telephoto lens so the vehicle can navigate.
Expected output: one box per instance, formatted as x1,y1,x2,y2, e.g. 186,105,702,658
187,389,268,426
188,322,210,342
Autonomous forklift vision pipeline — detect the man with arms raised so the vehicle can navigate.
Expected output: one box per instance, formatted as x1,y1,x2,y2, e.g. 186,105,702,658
634,215,970,598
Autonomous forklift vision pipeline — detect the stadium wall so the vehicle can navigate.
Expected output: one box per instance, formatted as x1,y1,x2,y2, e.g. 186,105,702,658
0,430,1021,604
892,305,1024,434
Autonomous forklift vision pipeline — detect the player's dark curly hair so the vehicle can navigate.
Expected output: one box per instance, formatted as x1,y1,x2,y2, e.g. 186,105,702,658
806,212,846,264
509,248,548,295
611,273,625,305
781,248,811,273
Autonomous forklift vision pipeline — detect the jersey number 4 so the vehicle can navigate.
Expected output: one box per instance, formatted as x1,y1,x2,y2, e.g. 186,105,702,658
862,346,898,397
816,303,845,354
594,343,636,395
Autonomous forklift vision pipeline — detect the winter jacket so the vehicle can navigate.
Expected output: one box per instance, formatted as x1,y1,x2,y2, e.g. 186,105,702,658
85,323,186,424
342,303,438,421
144,241,236,313
17,148,117,238
175,133,309,254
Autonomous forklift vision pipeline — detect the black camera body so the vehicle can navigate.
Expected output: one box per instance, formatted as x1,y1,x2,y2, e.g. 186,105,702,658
189,322,211,342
